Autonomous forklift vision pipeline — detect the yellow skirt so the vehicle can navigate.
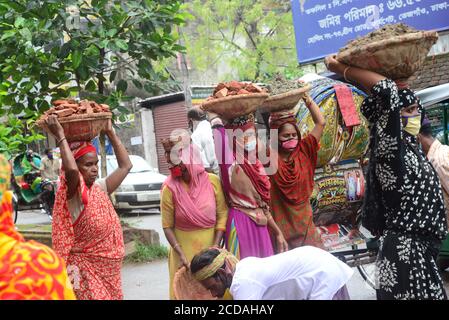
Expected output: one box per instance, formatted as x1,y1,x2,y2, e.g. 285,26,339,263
168,227,215,299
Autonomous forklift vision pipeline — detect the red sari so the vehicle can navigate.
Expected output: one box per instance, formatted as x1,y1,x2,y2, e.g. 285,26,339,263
52,174,124,300
269,117,324,249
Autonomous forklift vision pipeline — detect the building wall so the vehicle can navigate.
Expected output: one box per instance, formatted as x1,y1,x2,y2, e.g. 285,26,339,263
152,101,189,175
409,52,449,91
407,32,449,91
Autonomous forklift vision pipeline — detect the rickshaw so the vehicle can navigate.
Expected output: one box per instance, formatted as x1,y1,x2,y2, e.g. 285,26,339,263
11,151,56,221
293,75,379,288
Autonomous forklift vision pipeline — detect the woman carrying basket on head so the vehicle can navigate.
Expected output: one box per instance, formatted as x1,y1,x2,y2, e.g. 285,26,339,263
325,55,447,300
45,115,133,300
208,111,288,259
268,93,326,249
160,130,228,300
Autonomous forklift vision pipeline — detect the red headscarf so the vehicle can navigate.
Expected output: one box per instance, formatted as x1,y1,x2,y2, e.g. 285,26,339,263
69,141,97,160
225,121,271,204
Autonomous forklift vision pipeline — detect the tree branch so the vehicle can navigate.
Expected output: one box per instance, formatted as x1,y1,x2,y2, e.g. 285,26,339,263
116,16,131,36
242,23,258,51
40,78,77,95
217,27,248,55
101,56,137,73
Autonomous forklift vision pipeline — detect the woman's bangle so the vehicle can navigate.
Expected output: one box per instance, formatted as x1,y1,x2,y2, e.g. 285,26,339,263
56,136,67,146
173,243,181,249
304,97,313,108
343,66,351,82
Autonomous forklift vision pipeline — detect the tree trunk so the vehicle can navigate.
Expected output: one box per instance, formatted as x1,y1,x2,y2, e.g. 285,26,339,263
177,27,191,109
99,133,107,177
98,48,107,177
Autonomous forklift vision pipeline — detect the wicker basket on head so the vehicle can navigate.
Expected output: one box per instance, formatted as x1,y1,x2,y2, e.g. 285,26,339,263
37,112,112,142
200,93,268,120
173,267,217,300
336,31,438,80
261,85,311,113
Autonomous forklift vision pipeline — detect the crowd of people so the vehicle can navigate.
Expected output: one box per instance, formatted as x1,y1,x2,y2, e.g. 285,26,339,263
1,58,449,300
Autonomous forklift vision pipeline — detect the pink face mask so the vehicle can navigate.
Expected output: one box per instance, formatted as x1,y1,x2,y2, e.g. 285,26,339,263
281,139,298,150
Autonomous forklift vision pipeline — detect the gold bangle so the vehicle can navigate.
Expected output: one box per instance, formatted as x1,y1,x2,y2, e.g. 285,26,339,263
173,243,181,249
57,137,67,146
343,66,351,82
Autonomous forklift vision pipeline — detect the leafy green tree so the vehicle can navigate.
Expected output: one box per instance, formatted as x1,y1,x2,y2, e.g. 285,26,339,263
0,0,186,172
0,116,45,160
184,0,302,82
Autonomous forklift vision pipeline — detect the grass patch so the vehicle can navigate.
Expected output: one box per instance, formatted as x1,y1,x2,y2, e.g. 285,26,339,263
125,241,169,263
16,224,52,233
120,218,142,229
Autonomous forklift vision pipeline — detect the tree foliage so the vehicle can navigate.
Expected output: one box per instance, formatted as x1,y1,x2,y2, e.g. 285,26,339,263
0,116,45,159
184,0,302,82
0,0,186,154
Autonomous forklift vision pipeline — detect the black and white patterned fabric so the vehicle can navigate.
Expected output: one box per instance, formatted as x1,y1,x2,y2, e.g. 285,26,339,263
361,79,448,300
228,113,255,126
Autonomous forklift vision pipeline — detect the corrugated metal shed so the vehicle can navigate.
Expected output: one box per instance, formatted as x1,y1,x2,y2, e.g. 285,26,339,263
140,92,187,175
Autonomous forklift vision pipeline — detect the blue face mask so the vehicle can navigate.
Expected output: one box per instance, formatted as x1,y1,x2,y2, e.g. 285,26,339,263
244,140,257,152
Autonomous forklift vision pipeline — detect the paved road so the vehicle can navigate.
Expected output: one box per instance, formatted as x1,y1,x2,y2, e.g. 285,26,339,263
18,209,449,300
17,209,380,299
121,258,376,300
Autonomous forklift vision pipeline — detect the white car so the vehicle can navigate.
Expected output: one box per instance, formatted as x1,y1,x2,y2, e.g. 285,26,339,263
417,83,449,144
104,155,167,212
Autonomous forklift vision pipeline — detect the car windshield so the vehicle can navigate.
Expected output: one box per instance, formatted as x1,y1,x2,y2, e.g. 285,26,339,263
106,156,154,174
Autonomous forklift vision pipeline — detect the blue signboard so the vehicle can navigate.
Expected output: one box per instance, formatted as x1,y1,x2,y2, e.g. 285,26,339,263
291,0,449,64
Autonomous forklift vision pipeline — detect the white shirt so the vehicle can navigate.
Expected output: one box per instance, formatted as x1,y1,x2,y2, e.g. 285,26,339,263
230,246,354,300
191,120,219,174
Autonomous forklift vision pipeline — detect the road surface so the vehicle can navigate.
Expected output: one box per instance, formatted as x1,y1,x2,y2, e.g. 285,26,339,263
16,209,449,300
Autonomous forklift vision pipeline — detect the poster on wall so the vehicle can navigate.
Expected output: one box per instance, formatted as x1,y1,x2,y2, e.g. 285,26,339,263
291,0,449,64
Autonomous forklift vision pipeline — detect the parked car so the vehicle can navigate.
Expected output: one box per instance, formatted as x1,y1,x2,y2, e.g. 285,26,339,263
103,155,167,212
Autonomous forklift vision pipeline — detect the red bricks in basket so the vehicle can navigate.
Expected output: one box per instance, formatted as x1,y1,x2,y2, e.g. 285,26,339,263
39,99,111,122
208,81,267,100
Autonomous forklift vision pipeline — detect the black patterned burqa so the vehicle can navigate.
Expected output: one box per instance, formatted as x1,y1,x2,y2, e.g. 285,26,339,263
361,79,448,300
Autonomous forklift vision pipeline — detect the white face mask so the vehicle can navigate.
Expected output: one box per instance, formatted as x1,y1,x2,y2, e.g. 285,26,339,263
244,140,257,152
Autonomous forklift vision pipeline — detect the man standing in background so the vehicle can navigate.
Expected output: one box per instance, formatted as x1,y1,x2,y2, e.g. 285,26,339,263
418,119,449,227
40,148,60,181
187,107,219,174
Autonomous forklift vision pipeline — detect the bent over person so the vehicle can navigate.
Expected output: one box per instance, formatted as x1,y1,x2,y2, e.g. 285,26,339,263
190,246,353,300
46,115,132,300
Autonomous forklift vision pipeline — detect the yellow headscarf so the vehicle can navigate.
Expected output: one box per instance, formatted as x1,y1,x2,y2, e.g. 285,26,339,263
193,248,239,281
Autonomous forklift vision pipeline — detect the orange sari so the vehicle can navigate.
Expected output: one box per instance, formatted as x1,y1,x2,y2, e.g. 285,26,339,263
0,155,75,300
